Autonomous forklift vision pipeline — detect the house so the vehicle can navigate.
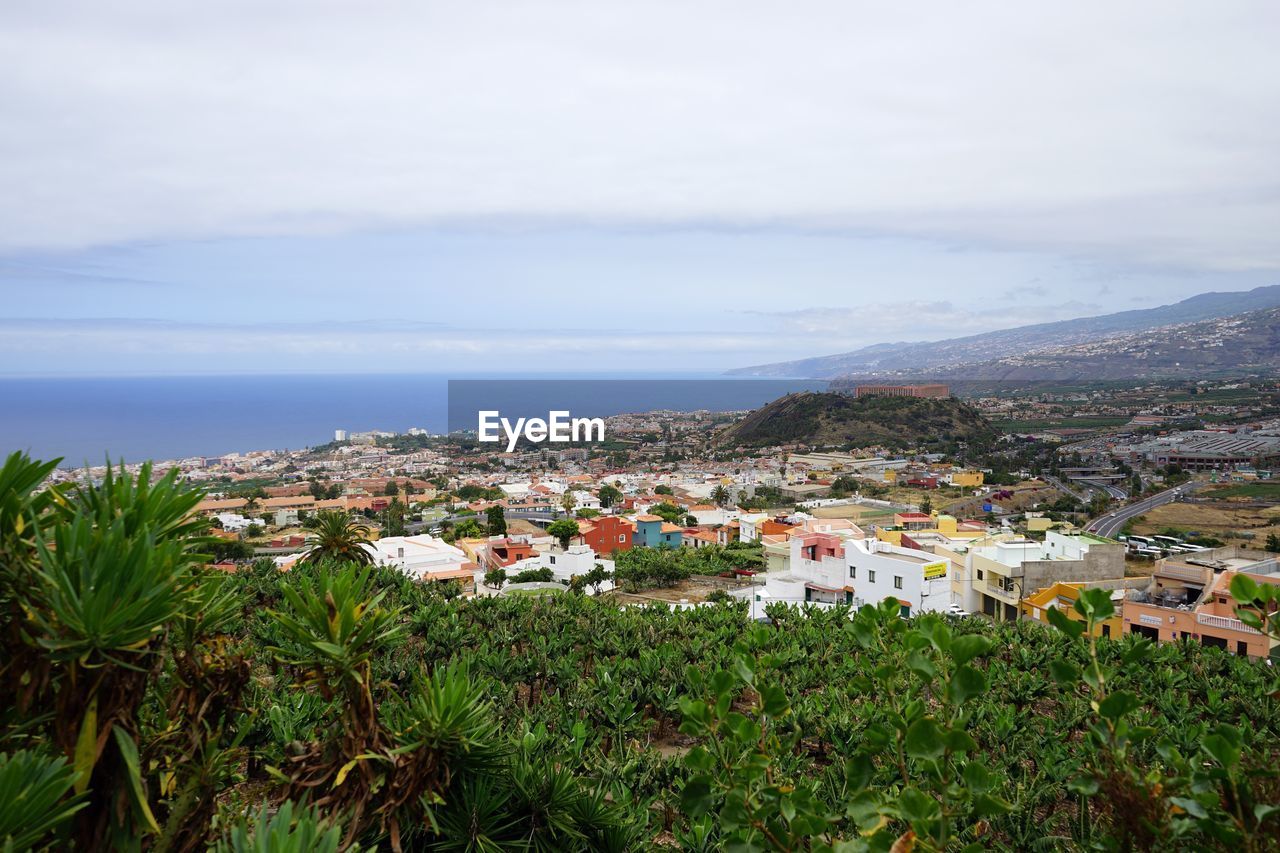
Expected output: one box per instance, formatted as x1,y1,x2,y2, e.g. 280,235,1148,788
948,470,985,488
634,515,683,548
754,534,951,615
506,544,615,589
482,536,539,569
1021,580,1147,638
682,528,719,549
573,515,634,555
1120,549,1280,658
365,535,477,594
961,531,1126,621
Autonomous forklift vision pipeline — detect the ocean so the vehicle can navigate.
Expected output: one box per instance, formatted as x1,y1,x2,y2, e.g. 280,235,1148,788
0,373,827,466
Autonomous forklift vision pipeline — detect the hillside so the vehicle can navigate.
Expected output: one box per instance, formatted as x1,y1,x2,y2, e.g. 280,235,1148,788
822,306,1280,384
730,284,1280,378
715,391,994,448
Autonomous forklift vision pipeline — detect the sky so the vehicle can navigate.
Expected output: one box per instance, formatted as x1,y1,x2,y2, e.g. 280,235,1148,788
1,1,1278,376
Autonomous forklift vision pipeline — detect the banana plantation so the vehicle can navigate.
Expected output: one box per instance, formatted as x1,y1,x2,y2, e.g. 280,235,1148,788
2,451,1280,851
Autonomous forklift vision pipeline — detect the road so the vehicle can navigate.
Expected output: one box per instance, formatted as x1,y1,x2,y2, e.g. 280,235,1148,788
1077,478,1128,501
1085,482,1200,539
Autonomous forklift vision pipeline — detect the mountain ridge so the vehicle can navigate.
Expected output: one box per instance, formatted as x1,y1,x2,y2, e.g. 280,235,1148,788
729,284,1280,379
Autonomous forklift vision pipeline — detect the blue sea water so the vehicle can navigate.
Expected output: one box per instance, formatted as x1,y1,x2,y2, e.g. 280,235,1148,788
0,373,827,466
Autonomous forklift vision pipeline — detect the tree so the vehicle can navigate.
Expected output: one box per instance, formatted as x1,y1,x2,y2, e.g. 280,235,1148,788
561,493,577,515
654,485,673,495
210,539,254,562
829,476,858,498
383,480,400,497
449,519,484,542
547,518,580,549
650,502,684,525
486,505,507,536
301,510,374,565
484,567,508,590
598,484,622,508
710,485,731,507
382,498,407,538
919,495,933,515
246,523,264,538
510,567,554,584
584,563,612,595
1266,533,1280,553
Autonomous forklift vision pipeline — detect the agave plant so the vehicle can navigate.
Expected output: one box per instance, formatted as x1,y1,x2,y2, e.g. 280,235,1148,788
0,749,87,851
215,801,347,853
24,461,207,848
0,452,68,722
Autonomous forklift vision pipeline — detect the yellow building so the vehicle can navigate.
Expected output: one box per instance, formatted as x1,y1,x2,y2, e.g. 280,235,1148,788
876,514,988,546
1021,582,1125,638
950,471,985,488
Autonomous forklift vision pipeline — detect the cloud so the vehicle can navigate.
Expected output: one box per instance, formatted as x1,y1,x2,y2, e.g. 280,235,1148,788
0,1,1277,270
0,317,796,374
744,300,1102,338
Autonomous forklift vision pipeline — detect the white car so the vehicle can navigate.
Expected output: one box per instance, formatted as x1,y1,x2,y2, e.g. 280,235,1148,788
946,604,971,618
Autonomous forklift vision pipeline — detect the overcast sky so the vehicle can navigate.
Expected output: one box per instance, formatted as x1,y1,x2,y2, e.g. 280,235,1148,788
2,1,1277,376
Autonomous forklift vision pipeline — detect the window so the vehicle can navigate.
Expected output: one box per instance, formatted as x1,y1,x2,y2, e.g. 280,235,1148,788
868,570,876,583
549,555,556,564
618,534,625,542
976,569,984,580
848,566,856,579
893,576,903,590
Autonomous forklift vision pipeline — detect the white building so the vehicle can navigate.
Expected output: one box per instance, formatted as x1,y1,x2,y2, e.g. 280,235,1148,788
334,429,348,441
507,544,615,591
738,512,770,543
364,535,476,590
216,512,252,532
754,532,951,615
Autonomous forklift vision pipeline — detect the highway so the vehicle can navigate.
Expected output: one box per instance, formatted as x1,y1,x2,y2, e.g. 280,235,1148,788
1078,478,1128,501
1085,482,1200,539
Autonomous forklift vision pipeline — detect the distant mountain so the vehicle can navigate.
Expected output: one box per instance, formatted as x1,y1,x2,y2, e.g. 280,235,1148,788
729,285,1280,379
862,306,1280,383
714,392,993,449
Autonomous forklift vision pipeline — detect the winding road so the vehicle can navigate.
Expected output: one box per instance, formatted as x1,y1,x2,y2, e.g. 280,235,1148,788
1085,482,1201,539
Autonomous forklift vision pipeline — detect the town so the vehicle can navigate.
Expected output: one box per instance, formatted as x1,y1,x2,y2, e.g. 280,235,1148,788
51,377,1280,661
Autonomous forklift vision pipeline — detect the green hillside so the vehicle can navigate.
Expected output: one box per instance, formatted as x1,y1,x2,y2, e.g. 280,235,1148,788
716,391,995,449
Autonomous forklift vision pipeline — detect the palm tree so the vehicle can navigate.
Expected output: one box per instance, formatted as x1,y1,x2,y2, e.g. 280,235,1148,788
300,510,374,566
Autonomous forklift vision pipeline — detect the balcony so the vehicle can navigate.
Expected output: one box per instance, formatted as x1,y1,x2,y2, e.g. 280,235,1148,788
1196,613,1261,635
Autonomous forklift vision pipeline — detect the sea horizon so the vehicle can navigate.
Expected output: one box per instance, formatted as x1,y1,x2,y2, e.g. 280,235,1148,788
0,371,828,466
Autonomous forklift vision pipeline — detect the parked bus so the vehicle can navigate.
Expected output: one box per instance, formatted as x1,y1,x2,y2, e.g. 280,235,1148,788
1135,547,1165,560
1152,535,1184,547
1125,535,1153,546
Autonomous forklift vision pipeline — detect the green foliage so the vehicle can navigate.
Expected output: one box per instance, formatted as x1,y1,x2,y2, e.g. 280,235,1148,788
301,510,374,565
486,504,507,535
598,484,622,508
4,454,1280,851
547,518,580,549
649,502,684,524
215,801,346,853
510,567,555,584
0,750,87,851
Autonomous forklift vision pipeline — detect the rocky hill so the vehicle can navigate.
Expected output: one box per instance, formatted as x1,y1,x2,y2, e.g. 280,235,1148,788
730,284,1280,379
715,392,994,449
